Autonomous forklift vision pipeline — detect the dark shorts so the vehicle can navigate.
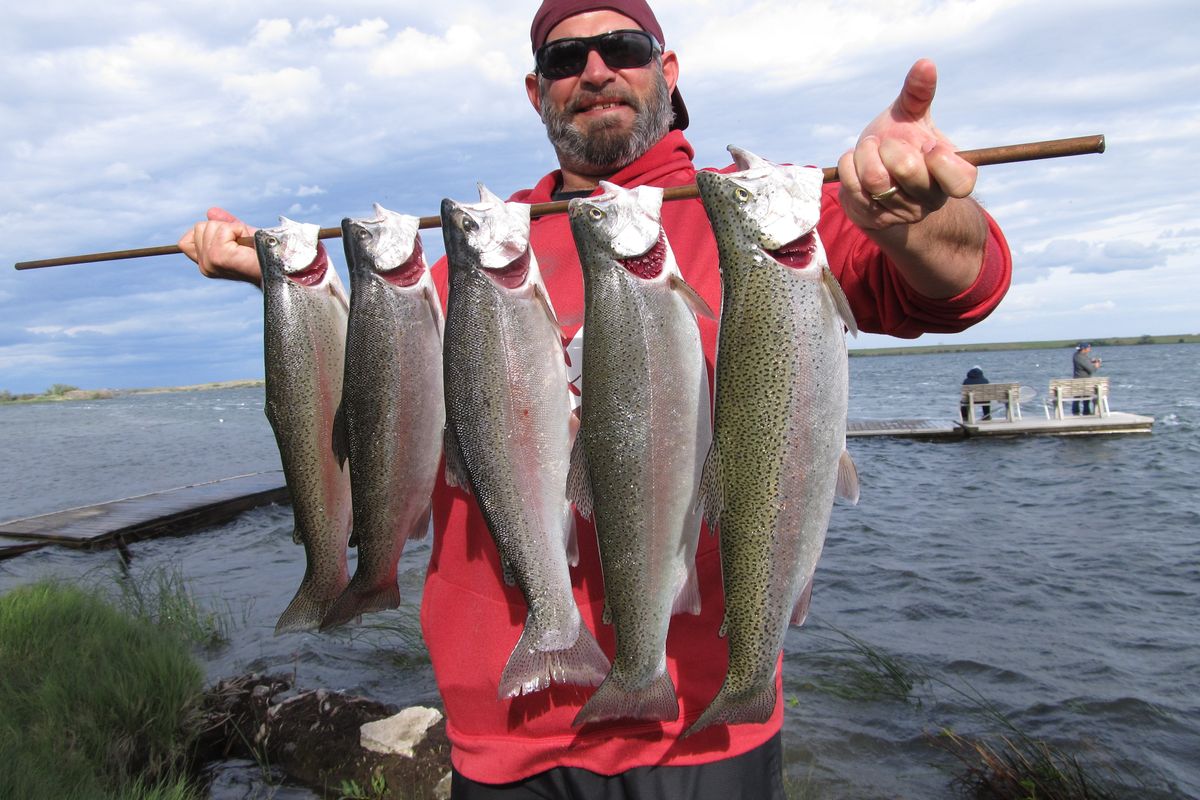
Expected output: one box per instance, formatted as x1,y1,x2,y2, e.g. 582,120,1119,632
450,731,786,799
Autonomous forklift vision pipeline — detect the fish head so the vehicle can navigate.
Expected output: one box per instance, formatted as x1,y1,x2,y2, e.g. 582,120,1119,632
342,204,426,288
568,182,667,280
255,217,331,288
699,147,826,272
440,185,533,290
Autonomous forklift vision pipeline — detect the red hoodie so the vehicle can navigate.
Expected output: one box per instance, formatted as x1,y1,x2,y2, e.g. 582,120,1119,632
423,130,1011,784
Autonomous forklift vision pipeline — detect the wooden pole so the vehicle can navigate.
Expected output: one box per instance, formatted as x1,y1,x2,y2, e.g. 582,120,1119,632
14,134,1104,271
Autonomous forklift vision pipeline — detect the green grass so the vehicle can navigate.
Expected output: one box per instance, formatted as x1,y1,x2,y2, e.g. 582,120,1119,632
792,620,927,705
931,682,1137,800
349,603,431,665
111,565,233,649
937,727,1121,800
0,580,207,800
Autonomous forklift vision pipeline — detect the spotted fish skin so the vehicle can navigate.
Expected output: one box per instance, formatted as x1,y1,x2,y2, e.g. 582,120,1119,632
686,148,860,735
255,218,352,635
565,182,714,726
441,185,609,699
319,205,445,631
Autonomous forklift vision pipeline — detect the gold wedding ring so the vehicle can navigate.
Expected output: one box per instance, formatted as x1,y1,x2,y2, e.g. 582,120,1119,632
869,186,900,202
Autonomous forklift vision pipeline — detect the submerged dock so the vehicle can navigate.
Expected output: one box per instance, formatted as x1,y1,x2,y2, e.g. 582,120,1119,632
0,411,1152,560
0,471,287,560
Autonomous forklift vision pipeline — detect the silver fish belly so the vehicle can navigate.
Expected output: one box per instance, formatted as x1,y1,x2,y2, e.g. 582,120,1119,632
256,218,353,634
688,148,860,735
441,185,608,698
566,182,715,726
320,205,445,631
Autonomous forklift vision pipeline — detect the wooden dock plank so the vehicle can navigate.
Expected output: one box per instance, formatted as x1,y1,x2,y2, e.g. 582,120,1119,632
0,471,288,547
961,411,1154,437
0,539,49,560
847,418,964,439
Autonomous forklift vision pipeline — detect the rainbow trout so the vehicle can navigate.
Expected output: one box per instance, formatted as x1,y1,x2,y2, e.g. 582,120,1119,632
441,185,609,698
255,218,352,634
566,182,715,725
320,205,445,631
686,148,860,735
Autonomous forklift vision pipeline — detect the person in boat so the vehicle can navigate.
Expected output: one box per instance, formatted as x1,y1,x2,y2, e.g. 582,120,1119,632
178,1,1012,796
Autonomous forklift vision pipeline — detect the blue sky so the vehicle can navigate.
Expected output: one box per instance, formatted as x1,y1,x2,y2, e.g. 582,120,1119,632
3,0,1197,393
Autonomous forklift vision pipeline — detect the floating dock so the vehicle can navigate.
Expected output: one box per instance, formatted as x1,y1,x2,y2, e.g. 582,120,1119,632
0,411,1153,560
850,412,1154,440
0,471,287,560
847,418,963,439
959,411,1154,438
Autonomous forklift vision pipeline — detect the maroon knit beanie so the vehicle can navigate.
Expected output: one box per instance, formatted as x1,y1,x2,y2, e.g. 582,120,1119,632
530,0,688,130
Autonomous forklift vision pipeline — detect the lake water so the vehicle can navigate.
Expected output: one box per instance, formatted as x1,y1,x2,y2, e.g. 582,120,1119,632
1,343,1197,798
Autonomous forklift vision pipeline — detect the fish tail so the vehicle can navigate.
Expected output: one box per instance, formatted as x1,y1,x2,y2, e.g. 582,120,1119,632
572,668,678,726
274,582,336,635
318,578,401,632
498,618,610,699
274,565,349,635
682,679,778,738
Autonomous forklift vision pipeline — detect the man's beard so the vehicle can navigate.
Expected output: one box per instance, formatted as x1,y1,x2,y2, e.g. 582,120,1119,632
539,64,675,175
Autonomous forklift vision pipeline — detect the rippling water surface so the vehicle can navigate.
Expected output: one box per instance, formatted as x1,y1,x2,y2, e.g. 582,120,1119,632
2,344,1197,798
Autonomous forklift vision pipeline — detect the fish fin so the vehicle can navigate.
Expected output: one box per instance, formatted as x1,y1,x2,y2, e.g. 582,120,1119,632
822,266,859,337
499,555,518,587
275,568,349,635
601,603,613,626
290,525,304,546
668,273,717,320
564,502,580,568
423,283,445,341
683,676,778,738
836,449,860,505
696,444,724,533
791,578,814,627
718,615,728,638
573,659,679,725
319,580,401,632
671,560,702,616
532,279,563,330
499,617,609,698
331,400,349,470
566,431,593,519
328,271,350,314
409,503,433,542
443,425,471,494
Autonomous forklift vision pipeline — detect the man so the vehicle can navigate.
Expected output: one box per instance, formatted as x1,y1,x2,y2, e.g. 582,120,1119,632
1072,342,1101,414
961,366,991,422
179,1,1011,796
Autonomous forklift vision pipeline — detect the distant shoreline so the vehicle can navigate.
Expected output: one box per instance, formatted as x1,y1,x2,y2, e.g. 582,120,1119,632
5,335,1198,403
0,379,265,405
849,333,1199,357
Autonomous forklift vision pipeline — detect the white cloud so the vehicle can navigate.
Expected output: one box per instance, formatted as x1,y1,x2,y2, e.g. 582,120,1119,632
222,66,324,119
333,18,389,49
251,19,293,48
2,0,1198,392
369,24,517,83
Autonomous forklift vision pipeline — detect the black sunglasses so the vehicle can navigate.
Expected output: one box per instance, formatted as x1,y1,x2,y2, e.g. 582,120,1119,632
535,29,661,80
